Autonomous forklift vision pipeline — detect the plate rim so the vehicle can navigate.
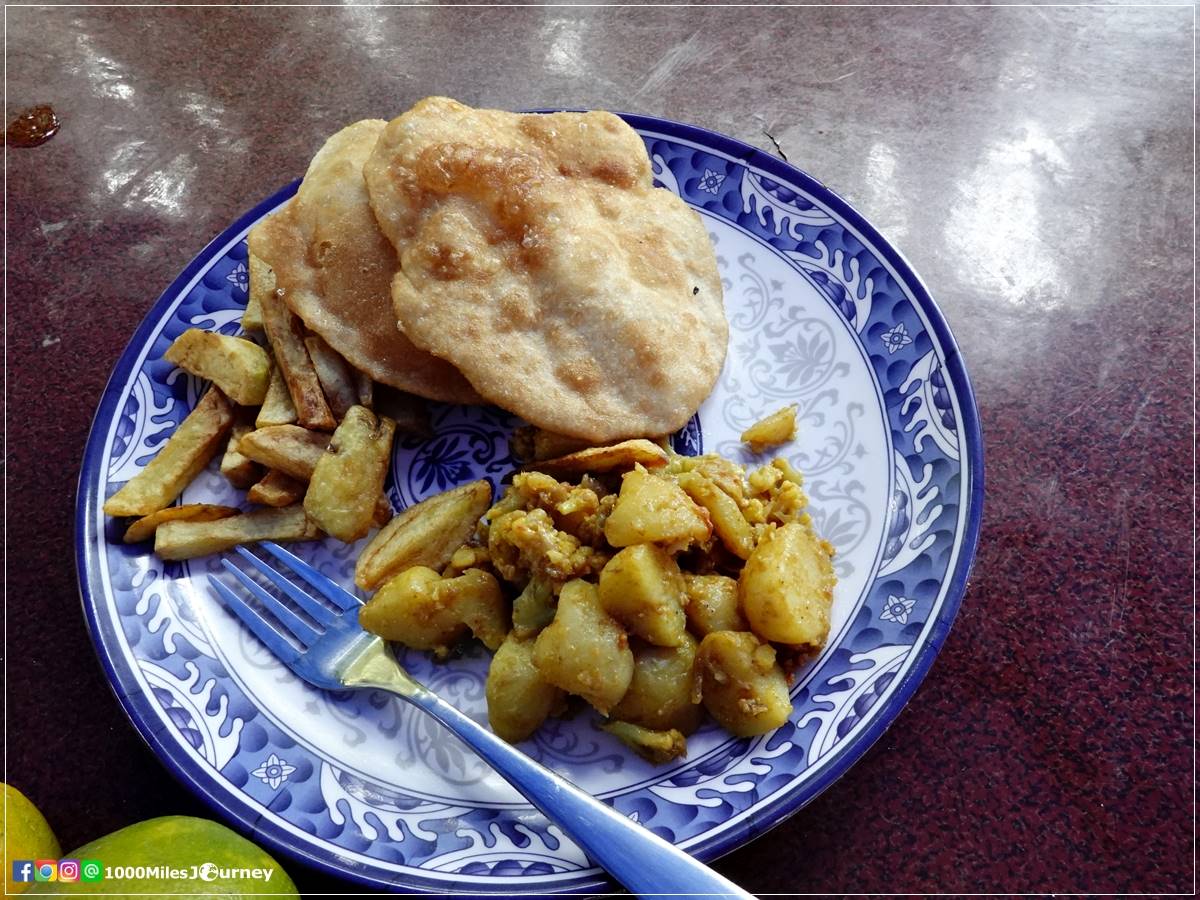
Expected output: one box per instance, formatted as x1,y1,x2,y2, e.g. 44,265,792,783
74,111,984,892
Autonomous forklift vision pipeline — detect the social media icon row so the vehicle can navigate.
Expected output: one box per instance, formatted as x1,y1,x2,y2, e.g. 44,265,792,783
11,859,102,882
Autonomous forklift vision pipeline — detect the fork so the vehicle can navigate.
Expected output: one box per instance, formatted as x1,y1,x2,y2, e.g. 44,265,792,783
208,542,755,900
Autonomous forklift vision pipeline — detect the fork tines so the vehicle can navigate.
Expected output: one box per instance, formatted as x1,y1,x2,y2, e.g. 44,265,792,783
206,541,362,660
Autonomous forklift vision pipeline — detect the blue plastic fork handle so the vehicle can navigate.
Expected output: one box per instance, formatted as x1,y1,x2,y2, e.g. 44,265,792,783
403,688,756,899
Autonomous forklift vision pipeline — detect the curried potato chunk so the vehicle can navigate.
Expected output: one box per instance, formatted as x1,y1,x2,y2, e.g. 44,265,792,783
164,328,271,406
677,471,754,560
359,566,461,652
220,418,261,489
258,277,336,430
603,468,711,550
256,362,299,428
741,405,797,452
683,574,748,636
247,469,306,507
154,504,321,560
124,504,239,544
609,635,702,734
304,335,358,421
530,439,669,476
487,635,566,742
739,522,836,647
598,544,688,647
103,388,235,517
243,253,273,331
359,566,506,654
436,568,508,651
532,579,633,715
304,406,396,542
237,425,328,481
600,721,688,764
696,631,792,737
355,480,492,591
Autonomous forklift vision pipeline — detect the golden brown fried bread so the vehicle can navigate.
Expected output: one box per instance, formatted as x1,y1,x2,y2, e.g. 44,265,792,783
363,97,727,442
248,120,480,405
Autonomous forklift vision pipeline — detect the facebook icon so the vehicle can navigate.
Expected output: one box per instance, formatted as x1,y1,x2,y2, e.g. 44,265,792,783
12,861,34,883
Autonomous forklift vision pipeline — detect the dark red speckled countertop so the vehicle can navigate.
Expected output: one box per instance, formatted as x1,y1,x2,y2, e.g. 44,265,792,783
5,5,1193,895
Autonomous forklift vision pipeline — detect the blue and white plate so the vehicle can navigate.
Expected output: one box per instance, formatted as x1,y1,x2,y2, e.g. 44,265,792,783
76,113,983,893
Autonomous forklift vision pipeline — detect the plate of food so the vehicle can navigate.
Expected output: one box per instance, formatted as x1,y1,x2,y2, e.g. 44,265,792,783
76,98,983,893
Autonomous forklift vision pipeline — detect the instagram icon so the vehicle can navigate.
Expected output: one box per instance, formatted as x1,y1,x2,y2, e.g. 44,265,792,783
59,860,81,883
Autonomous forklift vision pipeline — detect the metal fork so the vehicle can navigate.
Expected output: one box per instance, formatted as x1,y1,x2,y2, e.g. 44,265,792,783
208,542,754,900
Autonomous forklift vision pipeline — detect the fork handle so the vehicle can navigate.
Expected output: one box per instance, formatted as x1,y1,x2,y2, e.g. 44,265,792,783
403,687,755,899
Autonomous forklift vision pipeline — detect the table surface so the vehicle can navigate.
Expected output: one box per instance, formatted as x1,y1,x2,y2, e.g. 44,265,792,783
5,4,1193,895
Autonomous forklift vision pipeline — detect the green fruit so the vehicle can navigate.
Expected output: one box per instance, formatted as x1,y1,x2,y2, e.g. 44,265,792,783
2,783,62,894
26,816,297,898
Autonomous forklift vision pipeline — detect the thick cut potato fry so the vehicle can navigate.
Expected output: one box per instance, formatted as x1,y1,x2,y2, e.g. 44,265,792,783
237,425,328,481
603,468,711,550
739,522,836,647
220,419,260,489
247,469,306,507
696,631,791,737
243,253,273,331
103,388,235,517
373,495,392,527
677,471,754,560
510,426,592,462
741,405,797,452
124,504,239,543
355,480,492,591
256,362,298,428
353,369,374,408
531,439,668,476
164,328,271,406
155,505,321,560
373,386,431,437
304,406,396,542
304,335,358,420
258,280,335,430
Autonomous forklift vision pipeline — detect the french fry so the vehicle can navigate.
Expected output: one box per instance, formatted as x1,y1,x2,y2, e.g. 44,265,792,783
247,470,307,507
124,504,240,544
510,426,592,463
304,406,397,542
103,388,235,517
237,425,328,481
155,505,321,560
243,253,273,331
256,362,298,428
529,439,669,476
373,385,432,437
258,281,335,430
354,370,374,409
164,329,271,406
355,480,492,591
373,494,392,527
304,335,358,421
220,418,261,489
